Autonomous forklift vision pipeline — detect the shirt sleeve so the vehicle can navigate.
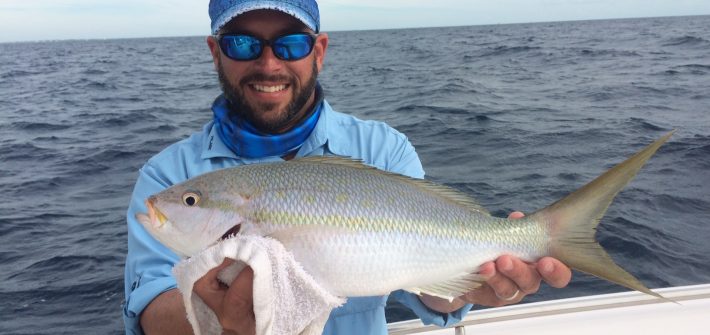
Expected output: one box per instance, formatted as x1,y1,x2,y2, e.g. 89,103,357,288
390,290,473,327
377,126,425,179
123,163,181,335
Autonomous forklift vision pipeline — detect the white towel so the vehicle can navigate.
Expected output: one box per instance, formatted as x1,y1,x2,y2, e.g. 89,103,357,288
173,235,345,335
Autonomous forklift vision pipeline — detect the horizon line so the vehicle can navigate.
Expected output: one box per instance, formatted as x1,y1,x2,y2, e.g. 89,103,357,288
1,13,707,44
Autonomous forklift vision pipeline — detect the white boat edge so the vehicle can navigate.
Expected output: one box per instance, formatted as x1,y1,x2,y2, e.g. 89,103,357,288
388,284,710,334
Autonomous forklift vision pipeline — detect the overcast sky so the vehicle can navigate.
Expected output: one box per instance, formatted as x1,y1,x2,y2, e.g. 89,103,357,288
1,0,709,43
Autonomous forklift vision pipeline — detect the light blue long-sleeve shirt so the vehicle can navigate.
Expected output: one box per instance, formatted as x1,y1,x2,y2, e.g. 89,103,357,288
123,100,473,334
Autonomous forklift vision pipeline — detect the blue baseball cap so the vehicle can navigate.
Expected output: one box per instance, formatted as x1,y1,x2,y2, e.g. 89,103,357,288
209,0,320,35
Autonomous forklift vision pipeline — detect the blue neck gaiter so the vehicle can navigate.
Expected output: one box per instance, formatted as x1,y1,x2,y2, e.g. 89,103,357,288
212,86,323,159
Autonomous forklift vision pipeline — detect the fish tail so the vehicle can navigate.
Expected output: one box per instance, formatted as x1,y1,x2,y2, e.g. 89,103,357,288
531,131,674,301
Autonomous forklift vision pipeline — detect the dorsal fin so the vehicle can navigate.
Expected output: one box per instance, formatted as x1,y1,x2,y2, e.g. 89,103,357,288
292,156,490,215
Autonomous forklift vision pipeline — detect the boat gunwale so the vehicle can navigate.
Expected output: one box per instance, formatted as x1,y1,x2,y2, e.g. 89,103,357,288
388,284,710,334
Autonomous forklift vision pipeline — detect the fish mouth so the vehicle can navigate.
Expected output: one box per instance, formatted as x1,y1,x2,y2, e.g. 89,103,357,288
220,225,241,240
145,197,168,228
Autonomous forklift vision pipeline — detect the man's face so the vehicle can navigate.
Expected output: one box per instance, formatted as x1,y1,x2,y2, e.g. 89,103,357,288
207,10,328,133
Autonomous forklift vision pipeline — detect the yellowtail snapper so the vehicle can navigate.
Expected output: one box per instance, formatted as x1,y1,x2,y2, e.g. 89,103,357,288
137,131,675,302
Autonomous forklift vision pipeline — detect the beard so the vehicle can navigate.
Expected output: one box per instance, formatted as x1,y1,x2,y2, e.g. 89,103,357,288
217,58,318,133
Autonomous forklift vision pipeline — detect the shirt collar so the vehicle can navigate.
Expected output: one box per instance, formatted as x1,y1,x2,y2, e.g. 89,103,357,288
296,100,331,156
201,121,235,160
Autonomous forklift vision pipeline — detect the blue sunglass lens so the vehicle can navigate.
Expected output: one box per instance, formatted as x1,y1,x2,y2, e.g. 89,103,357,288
221,35,262,60
273,34,314,60
220,34,315,61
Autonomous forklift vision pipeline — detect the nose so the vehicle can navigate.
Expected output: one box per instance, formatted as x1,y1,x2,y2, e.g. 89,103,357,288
254,45,283,71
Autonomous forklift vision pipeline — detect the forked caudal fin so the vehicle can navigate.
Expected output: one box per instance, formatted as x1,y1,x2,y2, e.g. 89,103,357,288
531,131,675,302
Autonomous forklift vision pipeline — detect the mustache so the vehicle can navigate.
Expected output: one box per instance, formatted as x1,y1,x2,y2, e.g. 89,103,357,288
239,72,293,85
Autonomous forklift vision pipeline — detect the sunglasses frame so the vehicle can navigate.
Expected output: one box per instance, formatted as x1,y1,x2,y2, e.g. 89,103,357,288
217,32,318,61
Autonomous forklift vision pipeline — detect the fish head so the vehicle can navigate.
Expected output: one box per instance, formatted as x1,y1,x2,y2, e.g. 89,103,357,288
135,178,247,257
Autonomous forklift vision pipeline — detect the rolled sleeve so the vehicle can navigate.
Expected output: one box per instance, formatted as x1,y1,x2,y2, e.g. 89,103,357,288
390,290,473,327
123,276,177,334
385,131,425,179
123,164,181,334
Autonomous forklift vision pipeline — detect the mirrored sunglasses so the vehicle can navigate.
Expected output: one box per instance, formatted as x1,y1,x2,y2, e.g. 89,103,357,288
218,32,317,61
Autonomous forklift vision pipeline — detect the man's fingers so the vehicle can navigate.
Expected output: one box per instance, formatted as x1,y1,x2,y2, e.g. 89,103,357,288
504,212,571,289
193,262,256,334
193,259,235,314
485,272,521,302
496,255,541,294
462,284,505,307
477,261,496,278
537,257,572,288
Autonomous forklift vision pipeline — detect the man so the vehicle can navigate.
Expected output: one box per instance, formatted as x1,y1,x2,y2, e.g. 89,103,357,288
123,1,572,334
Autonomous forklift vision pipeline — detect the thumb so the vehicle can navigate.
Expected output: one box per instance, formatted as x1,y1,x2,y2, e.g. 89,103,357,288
220,266,256,333
223,266,254,311
194,258,235,313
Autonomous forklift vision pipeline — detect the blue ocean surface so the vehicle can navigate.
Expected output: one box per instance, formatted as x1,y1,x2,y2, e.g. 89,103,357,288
1,15,709,334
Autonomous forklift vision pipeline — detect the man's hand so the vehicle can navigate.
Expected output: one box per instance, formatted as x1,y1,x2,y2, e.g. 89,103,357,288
460,211,572,307
193,259,256,335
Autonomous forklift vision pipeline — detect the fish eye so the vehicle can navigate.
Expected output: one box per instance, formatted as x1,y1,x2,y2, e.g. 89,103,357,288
182,192,201,207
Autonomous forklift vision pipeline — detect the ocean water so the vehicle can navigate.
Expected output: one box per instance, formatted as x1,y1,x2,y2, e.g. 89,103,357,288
1,15,709,334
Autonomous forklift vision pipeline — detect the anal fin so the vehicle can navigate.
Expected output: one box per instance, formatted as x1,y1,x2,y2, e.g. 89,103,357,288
404,273,486,302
